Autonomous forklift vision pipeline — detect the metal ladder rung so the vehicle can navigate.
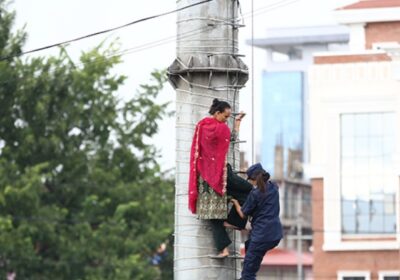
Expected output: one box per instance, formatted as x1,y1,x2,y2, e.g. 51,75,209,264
231,140,246,144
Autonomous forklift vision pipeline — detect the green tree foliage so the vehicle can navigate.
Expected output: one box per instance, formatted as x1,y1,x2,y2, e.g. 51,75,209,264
0,2,174,279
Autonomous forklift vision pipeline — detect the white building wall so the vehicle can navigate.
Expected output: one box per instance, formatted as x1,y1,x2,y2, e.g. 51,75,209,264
308,60,400,251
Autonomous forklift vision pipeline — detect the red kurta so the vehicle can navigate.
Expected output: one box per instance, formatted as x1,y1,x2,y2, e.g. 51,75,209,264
188,117,231,214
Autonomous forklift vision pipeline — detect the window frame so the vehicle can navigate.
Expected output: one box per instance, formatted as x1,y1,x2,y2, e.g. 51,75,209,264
323,109,399,251
378,271,400,280
337,270,371,280
308,62,400,252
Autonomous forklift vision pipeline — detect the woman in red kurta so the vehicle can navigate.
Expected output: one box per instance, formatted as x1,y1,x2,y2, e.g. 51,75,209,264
189,98,244,257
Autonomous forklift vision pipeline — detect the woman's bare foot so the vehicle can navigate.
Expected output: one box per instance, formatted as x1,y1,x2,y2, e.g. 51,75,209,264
209,247,229,259
217,247,229,258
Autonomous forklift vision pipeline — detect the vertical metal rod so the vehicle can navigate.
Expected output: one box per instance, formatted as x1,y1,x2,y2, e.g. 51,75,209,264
251,0,255,164
297,187,303,280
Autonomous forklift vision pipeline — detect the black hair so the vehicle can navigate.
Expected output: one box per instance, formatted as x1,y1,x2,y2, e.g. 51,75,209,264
250,169,270,193
208,98,231,115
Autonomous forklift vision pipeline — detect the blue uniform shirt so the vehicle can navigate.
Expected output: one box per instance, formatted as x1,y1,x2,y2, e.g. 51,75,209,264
241,181,283,243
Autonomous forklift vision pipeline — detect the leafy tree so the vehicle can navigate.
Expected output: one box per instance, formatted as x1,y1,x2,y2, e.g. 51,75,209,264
0,2,174,279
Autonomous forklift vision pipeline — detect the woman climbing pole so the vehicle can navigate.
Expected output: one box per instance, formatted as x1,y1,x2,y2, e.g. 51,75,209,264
188,98,245,258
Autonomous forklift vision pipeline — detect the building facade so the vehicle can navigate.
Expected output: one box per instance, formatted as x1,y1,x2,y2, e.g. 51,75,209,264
309,1,400,279
244,24,351,280
250,25,349,177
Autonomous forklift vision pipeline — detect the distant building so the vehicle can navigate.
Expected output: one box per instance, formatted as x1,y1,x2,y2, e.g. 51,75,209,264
249,25,349,177
309,1,400,279
243,24,350,280
279,177,312,251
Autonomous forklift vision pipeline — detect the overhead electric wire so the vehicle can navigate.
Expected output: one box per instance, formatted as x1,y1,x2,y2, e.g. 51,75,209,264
3,193,397,223
244,0,299,18
3,212,397,234
0,0,300,89
0,0,213,61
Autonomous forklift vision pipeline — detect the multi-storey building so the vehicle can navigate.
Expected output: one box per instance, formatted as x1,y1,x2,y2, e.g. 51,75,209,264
309,1,400,279
250,25,349,177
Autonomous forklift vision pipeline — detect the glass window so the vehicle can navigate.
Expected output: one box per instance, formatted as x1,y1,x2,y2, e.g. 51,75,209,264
340,112,397,234
343,277,365,280
383,277,400,280
262,71,303,176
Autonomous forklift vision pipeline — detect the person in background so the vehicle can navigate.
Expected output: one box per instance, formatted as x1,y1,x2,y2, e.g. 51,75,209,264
231,163,283,280
188,98,245,258
150,243,167,266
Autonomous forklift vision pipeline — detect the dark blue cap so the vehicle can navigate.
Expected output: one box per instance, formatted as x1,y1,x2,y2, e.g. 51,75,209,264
246,163,264,180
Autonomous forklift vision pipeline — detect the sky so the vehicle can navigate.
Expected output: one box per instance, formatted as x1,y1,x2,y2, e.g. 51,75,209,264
12,0,355,172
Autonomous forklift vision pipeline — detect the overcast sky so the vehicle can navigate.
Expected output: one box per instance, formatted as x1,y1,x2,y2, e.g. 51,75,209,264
12,0,355,171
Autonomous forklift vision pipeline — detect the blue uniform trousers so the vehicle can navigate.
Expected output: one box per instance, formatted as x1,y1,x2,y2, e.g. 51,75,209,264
241,239,280,280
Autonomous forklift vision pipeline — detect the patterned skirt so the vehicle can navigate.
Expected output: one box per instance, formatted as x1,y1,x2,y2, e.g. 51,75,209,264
196,176,227,220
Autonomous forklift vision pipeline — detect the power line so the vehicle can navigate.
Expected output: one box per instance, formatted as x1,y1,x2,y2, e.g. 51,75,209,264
0,0,300,89
243,0,299,18
4,196,397,233
106,0,300,58
0,0,213,61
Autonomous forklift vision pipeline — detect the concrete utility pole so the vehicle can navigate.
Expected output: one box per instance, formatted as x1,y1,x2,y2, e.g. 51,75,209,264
168,0,248,279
